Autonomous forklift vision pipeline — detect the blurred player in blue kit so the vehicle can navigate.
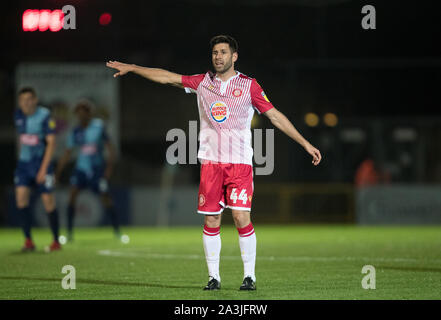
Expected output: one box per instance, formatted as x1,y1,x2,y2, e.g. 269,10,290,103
56,100,120,241
14,87,61,252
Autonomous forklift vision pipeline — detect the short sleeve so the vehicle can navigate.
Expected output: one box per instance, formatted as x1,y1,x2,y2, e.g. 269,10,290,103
182,74,205,94
42,114,56,135
14,109,22,128
250,78,274,114
66,131,75,149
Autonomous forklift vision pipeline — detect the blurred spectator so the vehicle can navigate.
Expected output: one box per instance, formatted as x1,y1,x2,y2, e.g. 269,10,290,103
355,158,391,187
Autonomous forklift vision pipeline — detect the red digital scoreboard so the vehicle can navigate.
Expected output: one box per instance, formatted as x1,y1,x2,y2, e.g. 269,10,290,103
22,9,64,32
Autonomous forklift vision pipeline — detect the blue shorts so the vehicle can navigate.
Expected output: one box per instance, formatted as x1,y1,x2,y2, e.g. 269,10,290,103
14,160,55,193
70,168,108,194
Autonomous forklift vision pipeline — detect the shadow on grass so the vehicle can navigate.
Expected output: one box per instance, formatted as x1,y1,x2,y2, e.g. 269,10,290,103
379,266,441,274
0,276,208,290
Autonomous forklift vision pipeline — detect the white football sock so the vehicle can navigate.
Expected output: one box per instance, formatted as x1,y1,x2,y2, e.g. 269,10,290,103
237,223,256,282
203,225,221,281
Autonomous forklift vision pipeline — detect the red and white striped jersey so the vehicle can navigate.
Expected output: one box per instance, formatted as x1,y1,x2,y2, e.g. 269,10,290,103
182,71,274,165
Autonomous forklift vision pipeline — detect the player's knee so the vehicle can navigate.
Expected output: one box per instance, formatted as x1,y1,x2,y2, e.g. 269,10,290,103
42,195,56,212
232,210,251,228
44,203,56,213
15,188,30,208
16,198,29,209
204,214,221,228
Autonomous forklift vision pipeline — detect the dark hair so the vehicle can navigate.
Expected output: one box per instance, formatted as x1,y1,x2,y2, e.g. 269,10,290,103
18,87,37,97
210,35,238,53
74,99,94,114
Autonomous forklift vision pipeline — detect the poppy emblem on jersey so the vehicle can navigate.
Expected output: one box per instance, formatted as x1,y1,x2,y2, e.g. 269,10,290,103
233,88,242,97
199,194,206,206
210,101,229,123
48,118,56,129
261,91,270,102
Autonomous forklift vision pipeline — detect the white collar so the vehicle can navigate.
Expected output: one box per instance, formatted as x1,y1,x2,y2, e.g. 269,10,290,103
215,71,240,83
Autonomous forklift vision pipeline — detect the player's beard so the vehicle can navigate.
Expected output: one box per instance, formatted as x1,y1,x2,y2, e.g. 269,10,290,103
214,58,233,75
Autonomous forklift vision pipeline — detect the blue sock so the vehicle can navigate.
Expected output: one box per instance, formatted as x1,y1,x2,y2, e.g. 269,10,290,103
18,206,32,239
47,209,59,242
67,204,75,235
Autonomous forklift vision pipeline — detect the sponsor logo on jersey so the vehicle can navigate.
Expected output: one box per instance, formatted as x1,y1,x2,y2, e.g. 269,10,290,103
233,88,242,97
81,144,97,155
199,194,206,206
20,134,39,146
210,101,229,123
261,91,270,102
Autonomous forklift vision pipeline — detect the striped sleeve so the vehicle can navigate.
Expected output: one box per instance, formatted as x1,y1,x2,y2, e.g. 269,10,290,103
250,78,274,114
182,73,205,94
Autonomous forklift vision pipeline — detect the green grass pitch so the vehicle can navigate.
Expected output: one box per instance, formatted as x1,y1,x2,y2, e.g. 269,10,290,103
0,225,440,299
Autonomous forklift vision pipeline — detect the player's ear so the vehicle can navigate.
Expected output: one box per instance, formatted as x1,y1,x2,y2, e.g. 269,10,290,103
232,52,238,63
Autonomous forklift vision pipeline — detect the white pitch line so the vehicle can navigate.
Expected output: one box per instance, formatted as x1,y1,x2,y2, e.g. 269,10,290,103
97,249,441,264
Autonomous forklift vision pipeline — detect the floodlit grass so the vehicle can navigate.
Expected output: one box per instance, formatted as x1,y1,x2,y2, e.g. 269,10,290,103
0,225,440,299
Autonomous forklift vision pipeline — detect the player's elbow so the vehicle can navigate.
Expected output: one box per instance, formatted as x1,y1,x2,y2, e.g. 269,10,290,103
269,117,281,129
267,112,280,125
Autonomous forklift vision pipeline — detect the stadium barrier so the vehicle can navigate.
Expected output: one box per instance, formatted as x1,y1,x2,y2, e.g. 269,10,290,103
356,185,441,224
22,184,441,226
5,183,356,226
8,184,440,226
251,183,355,224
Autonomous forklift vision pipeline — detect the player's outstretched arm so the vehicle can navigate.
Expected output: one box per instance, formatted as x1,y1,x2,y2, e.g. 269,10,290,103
264,108,322,166
106,61,183,87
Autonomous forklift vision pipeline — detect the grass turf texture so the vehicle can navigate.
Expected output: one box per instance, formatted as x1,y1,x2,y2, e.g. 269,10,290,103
0,225,440,300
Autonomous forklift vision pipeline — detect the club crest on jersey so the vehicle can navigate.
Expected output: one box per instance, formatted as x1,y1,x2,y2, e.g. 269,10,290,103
210,101,229,123
233,88,242,97
199,194,206,206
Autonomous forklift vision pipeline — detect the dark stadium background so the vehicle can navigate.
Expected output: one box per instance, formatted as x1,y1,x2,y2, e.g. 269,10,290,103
0,0,440,226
